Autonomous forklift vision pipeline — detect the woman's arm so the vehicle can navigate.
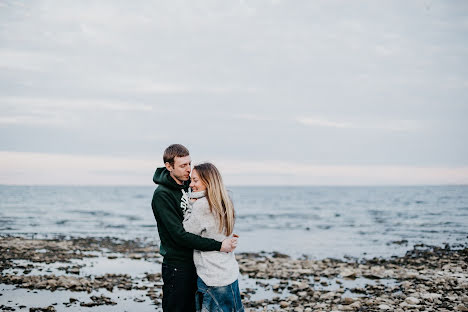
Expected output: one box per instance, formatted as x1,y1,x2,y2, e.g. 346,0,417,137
182,200,205,235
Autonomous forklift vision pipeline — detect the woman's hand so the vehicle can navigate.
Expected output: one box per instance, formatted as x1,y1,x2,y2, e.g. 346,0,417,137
220,237,238,252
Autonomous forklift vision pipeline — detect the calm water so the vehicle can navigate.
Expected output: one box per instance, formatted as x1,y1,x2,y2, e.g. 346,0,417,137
1,185,467,259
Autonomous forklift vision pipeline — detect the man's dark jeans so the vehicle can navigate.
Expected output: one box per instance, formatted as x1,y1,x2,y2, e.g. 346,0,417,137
162,263,197,312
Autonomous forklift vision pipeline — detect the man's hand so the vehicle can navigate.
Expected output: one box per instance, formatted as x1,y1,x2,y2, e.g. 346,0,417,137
220,237,238,252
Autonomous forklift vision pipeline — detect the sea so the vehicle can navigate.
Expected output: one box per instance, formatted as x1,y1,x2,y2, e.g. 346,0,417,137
1,185,467,260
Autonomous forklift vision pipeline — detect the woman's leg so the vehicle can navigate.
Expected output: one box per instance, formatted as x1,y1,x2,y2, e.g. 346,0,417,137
199,279,244,312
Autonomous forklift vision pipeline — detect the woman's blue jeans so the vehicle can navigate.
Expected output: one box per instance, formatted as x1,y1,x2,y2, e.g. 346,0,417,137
195,277,244,312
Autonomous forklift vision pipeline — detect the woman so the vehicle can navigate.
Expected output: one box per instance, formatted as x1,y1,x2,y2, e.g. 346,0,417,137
183,162,244,312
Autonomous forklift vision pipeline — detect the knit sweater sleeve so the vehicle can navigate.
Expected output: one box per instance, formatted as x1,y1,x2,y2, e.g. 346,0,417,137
152,191,222,251
183,200,206,236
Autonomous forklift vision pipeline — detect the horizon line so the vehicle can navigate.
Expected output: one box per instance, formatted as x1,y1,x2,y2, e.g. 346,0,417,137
1,183,467,188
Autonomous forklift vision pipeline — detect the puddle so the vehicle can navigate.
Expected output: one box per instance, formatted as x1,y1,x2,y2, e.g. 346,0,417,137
310,276,400,297
80,257,161,277
5,256,161,278
239,275,292,302
0,284,161,312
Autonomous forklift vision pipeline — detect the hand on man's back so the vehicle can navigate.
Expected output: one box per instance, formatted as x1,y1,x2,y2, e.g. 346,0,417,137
220,237,238,252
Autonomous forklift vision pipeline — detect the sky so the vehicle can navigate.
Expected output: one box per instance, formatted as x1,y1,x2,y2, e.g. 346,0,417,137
1,0,467,186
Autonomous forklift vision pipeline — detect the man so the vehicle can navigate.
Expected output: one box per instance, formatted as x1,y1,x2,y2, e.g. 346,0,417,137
151,144,237,312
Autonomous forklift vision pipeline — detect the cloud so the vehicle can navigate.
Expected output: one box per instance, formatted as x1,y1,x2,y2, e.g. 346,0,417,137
0,1,467,172
2,151,466,186
234,114,275,121
0,49,65,72
128,82,243,95
0,114,65,126
297,117,351,128
297,117,423,132
0,96,155,126
0,151,156,185
215,159,468,186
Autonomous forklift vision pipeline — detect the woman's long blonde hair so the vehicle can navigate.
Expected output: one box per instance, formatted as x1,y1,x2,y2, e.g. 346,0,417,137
193,163,235,236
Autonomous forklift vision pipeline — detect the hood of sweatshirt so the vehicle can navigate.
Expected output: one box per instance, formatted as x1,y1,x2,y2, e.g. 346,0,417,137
153,167,190,190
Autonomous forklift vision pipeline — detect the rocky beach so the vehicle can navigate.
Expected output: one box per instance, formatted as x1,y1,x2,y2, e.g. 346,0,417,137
1,236,467,312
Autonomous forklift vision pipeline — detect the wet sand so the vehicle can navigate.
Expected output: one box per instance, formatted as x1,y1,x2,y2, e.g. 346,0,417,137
1,236,467,311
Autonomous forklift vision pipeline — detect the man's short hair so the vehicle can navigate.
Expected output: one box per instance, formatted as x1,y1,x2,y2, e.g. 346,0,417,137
163,144,190,166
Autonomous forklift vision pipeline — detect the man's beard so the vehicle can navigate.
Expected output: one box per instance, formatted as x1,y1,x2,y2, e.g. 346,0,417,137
171,171,188,183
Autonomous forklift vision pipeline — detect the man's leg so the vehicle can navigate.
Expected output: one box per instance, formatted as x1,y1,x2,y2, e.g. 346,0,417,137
162,263,197,312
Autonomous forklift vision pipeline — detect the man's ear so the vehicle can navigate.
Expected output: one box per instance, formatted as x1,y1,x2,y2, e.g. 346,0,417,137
165,162,173,172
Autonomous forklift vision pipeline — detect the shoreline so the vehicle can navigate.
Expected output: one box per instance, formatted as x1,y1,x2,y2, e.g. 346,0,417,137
1,236,467,311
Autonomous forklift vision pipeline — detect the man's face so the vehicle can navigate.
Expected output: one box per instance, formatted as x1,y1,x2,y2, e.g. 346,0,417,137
166,155,191,184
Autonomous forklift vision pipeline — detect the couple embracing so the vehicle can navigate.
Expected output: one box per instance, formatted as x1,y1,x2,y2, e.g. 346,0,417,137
151,144,244,312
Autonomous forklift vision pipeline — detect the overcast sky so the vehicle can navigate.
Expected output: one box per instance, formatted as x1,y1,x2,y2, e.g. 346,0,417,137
1,0,467,185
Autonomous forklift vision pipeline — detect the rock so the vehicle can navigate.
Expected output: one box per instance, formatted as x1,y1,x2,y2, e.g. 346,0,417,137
2,237,468,312
68,267,80,274
29,307,56,312
129,253,142,260
421,293,442,301
405,297,420,305
291,281,309,291
404,270,420,279
378,304,391,310
298,291,308,298
341,269,357,278
455,304,468,312
288,295,299,301
320,292,335,300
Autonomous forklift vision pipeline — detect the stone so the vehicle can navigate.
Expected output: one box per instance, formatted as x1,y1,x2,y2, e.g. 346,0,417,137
421,293,442,301
405,297,420,305
378,304,391,310
298,291,308,298
320,292,335,300
341,269,357,278
455,304,468,312
288,295,299,301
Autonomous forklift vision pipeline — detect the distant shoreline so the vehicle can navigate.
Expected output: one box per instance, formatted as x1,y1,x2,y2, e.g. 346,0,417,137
2,184,468,187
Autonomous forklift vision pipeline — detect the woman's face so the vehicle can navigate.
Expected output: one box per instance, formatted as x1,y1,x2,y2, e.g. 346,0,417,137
190,169,206,192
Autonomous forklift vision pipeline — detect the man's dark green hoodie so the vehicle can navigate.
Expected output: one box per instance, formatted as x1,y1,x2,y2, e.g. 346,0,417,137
151,167,222,267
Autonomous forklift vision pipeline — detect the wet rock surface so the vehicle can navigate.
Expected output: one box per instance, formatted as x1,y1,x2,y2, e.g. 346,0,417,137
237,244,468,311
1,236,467,311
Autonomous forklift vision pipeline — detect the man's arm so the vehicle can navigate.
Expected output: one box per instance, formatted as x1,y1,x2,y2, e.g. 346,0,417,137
153,191,231,251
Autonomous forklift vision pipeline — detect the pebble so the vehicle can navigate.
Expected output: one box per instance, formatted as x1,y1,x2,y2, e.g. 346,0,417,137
405,297,420,305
